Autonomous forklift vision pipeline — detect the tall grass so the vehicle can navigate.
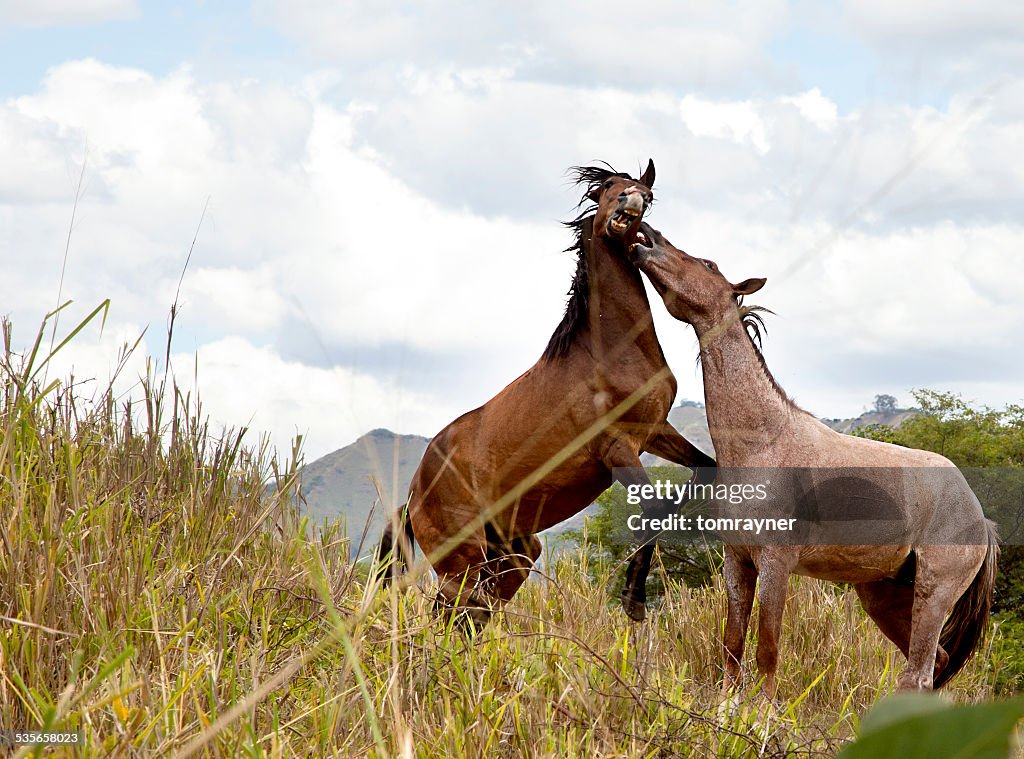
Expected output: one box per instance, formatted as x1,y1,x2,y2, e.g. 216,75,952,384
0,311,1006,757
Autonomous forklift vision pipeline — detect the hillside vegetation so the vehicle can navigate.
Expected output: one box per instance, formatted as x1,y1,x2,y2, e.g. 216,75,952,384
0,314,1011,757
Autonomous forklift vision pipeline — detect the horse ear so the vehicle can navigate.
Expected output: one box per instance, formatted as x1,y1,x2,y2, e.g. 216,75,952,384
732,278,766,296
640,159,655,189
586,184,602,202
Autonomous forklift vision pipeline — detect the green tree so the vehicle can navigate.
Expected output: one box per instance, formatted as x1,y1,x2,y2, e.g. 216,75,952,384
873,393,898,415
860,390,1024,467
568,466,721,601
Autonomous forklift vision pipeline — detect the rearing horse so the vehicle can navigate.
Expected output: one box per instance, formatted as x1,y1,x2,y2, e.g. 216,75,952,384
630,222,997,693
376,161,715,624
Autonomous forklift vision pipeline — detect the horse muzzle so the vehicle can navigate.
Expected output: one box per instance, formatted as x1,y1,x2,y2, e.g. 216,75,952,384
628,222,656,263
607,191,646,238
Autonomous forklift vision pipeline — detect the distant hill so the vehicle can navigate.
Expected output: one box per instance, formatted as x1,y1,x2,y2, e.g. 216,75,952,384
820,408,917,433
298,429,429,549
299,401,916,551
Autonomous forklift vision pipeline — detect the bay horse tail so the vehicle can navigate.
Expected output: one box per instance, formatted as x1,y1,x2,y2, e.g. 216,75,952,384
935,520,999,688
374,502,415,585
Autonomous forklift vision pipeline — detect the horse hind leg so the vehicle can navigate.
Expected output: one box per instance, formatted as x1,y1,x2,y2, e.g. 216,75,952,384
487,534,542,604
423,525,494,630
855,577,950,683
899,545,986,690
435,563,493,631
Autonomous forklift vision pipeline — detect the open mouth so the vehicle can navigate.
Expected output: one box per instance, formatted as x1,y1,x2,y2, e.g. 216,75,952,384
627,225,653,263
607,207,642,237
632,230,649,248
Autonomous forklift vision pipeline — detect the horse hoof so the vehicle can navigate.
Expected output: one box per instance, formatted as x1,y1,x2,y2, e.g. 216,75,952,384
717,693,742,721
620,595,647,621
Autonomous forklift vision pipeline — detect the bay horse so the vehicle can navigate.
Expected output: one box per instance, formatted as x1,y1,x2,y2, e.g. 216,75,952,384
376,161,715,625
629,222,997,694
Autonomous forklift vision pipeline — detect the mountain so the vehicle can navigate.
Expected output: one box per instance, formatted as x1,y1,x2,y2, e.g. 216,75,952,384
298,428,429,549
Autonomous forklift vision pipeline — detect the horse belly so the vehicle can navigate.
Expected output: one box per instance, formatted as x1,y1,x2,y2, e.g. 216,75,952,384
793,545,912,584
502,460,612,535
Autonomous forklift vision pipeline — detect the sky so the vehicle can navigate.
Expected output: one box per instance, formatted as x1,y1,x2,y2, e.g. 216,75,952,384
1,1,1022,463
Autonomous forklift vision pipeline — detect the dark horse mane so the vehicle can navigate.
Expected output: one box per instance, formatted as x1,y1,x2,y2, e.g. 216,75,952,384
542,163,636,361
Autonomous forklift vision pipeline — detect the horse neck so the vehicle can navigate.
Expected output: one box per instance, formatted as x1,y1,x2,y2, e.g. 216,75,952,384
693,310,794,463
584,233,663,362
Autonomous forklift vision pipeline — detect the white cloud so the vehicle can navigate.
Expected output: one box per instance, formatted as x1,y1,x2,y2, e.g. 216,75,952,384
840,0,1024,97
843,0,1024,45
679,95,771,154
23,314,151,406
638,204,1024,419
342,70,1024,237
0,0,136,27
2,52,1021,463
256,0,789,91
24,320,446,462
171,336,446,462
782,88,838,130
182,266,289,333
0,60,578,452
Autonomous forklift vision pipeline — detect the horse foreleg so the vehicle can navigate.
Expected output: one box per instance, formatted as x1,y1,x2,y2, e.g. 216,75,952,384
609,459,671,621
618,429,714,622
645,422,716,472
722,554,757,692
621,543,654,622
753,557,792,702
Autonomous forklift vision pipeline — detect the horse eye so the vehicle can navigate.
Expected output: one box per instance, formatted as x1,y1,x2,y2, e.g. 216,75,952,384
603,180,613,189
703,260,716,271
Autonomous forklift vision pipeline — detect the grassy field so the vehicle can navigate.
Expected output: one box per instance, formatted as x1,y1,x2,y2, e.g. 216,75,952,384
0,316,1009,757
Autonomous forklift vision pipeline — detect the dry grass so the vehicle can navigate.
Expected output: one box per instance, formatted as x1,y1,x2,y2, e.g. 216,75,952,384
0,313,1004,757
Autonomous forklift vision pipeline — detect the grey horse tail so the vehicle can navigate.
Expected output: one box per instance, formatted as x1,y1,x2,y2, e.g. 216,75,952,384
374,502,415,585
935,520,999,688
